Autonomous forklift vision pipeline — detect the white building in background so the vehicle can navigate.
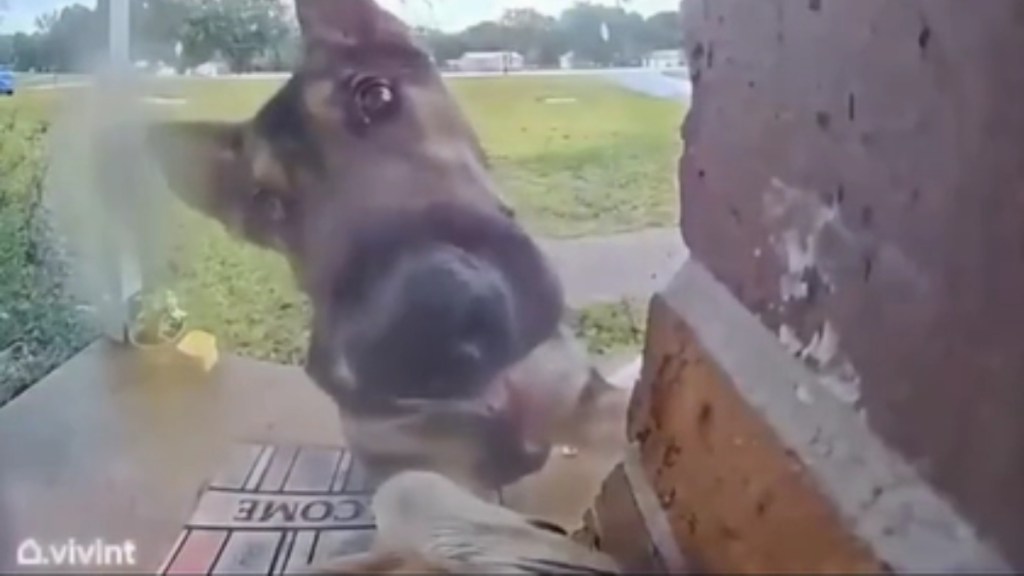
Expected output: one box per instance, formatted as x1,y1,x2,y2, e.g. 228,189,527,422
191,60,230,77
452,51,525,73
642,49,685,69
559,51,576,70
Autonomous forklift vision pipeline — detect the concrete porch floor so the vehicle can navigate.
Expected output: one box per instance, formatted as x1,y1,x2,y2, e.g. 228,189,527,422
0,340,622,573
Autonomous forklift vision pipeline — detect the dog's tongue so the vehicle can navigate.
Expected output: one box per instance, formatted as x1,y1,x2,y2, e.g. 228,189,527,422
478,377,513,413
482,327,593,442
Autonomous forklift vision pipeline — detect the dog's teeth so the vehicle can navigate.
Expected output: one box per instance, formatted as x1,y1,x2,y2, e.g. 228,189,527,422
332,359,357,390
558,445,580,458
480,379,511,411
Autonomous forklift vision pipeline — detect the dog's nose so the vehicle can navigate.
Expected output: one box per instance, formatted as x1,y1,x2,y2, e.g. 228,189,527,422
344,245,520,401
400,249,517,394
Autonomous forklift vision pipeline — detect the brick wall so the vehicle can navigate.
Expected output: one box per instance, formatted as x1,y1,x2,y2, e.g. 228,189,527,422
589,0,1024,571
677,0,1024,567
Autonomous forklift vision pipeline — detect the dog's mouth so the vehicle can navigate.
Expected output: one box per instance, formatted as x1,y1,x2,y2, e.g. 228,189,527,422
380,370,520,422
385,324,593,443
527,518,570,536
314,201,565,407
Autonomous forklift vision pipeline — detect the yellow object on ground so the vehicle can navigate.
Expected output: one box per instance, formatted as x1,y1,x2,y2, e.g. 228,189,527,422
176,330,220,372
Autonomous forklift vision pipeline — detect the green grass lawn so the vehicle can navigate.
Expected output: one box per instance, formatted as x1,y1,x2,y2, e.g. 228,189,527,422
6,75,685,237
139,75,684,236
0,76,680,378
0,110,98,403
455,77,683,237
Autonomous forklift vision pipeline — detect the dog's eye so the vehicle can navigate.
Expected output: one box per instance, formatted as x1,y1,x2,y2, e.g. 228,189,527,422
253,187,286,222
350,75,398,125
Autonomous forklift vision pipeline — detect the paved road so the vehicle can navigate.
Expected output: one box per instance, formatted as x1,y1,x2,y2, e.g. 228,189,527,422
19,66,693,92
155,66,690,81
605,69,692,101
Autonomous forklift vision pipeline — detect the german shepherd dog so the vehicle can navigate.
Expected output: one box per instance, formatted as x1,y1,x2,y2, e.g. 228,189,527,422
316,471,620,574
147,0,629,493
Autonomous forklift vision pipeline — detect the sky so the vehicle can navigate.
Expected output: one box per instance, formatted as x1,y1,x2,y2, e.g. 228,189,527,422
0,0,679,34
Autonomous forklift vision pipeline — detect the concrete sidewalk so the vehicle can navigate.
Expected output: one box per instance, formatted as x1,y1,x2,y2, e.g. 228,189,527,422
540,228,689,308
538,227,689,387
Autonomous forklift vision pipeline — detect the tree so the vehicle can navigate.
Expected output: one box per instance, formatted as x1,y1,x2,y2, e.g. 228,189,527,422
559,3,660,67
178,3,218,70
34,5,104,72
404,4,682,69
459,21,507,52
131,0,193,64
616,10,649,65
179,0,291,72
415,27,467,64
559,3,617,66
33,11,59,35
0,1,679,73
644,11,681,50
0,35,11,66
499,8,565,67
10,33,42,71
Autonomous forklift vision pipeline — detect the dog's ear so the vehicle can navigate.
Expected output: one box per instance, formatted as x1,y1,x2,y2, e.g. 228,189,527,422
147,121,290,251
296,0,413,48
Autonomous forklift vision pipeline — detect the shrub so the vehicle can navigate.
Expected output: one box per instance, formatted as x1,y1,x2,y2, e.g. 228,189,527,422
568,298,647,356
0,111,97,406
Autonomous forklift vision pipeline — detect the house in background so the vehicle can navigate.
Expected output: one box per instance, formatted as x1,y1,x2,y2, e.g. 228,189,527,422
642,48,684,69
190,59,230,77
452,51,525,73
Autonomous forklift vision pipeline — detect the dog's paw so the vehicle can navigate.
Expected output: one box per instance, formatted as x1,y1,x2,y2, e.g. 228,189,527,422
313,549,444,574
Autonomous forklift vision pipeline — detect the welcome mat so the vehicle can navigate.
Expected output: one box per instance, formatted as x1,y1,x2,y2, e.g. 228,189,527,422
158,443,378,575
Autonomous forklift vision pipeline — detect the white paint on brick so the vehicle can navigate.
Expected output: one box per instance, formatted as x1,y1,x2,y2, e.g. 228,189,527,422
764,178,841,303
763,179,864,407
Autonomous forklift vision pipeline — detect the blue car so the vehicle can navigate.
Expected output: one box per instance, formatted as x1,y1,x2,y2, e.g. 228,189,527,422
0,68,14,96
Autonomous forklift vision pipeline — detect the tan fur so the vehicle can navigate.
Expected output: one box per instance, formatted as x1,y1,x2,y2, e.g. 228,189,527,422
317,550,447,574
497,326,632,455
146,0,622,493
316,471,620,574
302,78,344,124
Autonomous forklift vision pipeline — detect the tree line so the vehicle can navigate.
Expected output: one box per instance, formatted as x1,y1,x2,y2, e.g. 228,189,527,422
0,0,681,73
420,5,680,68
0,0,294,73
